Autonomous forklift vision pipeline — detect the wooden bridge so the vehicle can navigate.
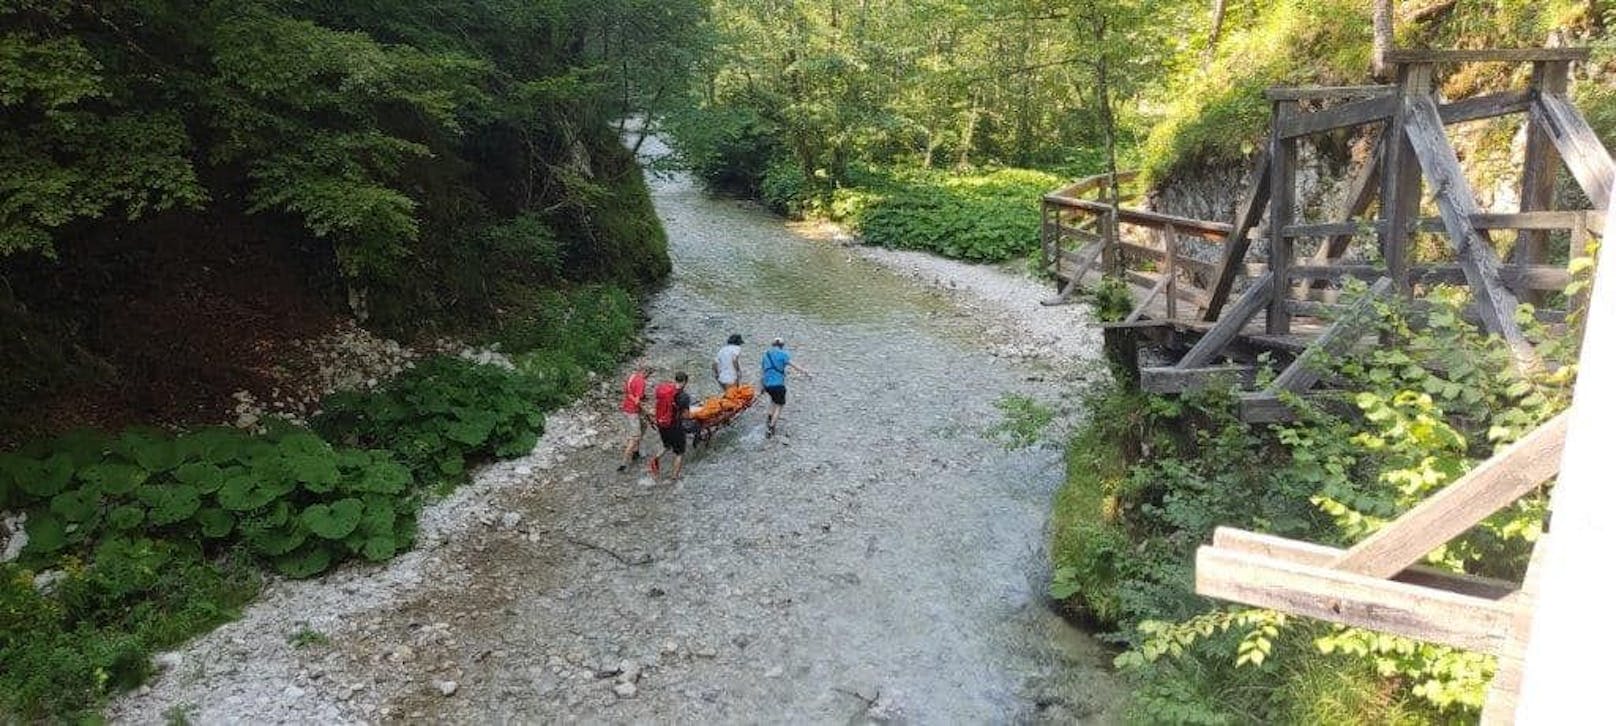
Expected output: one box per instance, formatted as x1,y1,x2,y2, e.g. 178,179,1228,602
1042,47,1611,422
1041,48,1613,723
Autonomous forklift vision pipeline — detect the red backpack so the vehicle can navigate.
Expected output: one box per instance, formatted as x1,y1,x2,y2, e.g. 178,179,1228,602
652,382,678,428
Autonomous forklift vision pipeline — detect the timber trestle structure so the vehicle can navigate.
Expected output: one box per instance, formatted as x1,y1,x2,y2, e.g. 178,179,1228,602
1040,48,1613,723
1042,48,1610,423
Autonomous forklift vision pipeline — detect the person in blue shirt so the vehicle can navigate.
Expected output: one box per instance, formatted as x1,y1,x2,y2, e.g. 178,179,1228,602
760,338,812,438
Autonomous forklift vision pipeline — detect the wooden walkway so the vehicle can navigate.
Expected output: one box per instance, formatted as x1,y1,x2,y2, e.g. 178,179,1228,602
1038,47,1612,723
1041,47,1610,423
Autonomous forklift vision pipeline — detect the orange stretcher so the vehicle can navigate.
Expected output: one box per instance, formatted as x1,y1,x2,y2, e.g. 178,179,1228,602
686,384,758,446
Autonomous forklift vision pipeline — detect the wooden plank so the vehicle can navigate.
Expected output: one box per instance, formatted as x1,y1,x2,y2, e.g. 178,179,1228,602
1437,90,1532,125
1515,63,1568,304
1210,527,1518,600
1331,413,1567,578
1180,272,1275,367
1533,93,1615,210
1474,211,1590,230
1122,272,1170,324
1383,48,1590,64
1289,264,1571,290
1264,85,1396,101
1054,198,1235,240
1403,93,1539,368
1268,103,1297,334
1165,225,1180,320
1196,546,1515,653
1054,225,1104,244
1288,264,1383,280
1268,277,1393,393
1381,64,1429,296
1284,221,1381,237
1205,148,1272,320
1140,365,1256,394
1125,270,1208,308
1277,94,1398,138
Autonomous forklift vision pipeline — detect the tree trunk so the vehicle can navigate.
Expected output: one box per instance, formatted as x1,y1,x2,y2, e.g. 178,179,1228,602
1205,0,1227,62
1372,0,1393,77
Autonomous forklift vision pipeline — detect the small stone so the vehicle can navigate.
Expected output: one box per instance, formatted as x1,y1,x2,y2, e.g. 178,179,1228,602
390,646,416,663
516,465,533,476
501,512,522,529
435,680,459,697
613,682,639,698
336,687,353,702
661,640,678,655
694,647,717,658
153,652,184,671
284,685,305,700
764,665,784,678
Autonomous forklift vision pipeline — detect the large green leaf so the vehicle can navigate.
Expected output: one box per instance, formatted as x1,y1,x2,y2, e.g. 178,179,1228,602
245,523,306,556
444,415,494,446
118,431,181,472
350,459,411,494
174,462,226,493
138,483,202,526
107,504,146,530
79,462,147,495
274,545,333,578
216,475,276,511
176,427,247,464
360,534,397,561
301,498,362,540
288,453,340,492
50,489,100,523
195,507,234,538
24,513,68,553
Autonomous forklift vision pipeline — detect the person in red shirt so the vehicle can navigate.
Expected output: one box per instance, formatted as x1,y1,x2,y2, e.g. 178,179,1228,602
617,361,655,472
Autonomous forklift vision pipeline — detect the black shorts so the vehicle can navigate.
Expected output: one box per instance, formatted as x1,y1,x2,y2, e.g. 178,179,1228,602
658,425,687,455
764,385,786,405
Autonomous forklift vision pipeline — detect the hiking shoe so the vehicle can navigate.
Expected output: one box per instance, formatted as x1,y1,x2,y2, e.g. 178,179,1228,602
616,463,627,473
766,423,776,438
631,451,641,461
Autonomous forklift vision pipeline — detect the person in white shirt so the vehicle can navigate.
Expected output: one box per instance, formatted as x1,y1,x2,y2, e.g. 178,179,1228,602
712,333,744,391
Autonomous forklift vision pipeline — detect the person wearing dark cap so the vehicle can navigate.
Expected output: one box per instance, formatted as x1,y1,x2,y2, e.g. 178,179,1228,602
712,333,744,392
760,337,811,438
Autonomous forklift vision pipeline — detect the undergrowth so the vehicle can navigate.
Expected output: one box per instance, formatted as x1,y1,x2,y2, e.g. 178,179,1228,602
1053,282,1578,723
0,285,642,720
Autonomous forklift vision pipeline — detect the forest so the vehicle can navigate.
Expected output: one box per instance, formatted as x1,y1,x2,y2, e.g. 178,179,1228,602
2,0,1612,721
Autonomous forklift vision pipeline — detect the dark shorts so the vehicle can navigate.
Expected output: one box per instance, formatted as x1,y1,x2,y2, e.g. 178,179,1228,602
764,385,787,405
658,425,687,455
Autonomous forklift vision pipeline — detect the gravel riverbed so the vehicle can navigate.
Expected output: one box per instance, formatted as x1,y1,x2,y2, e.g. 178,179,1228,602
108,138,1119,724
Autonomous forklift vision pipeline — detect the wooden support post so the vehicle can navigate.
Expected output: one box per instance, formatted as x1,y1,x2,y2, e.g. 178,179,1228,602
1533,94,1615,211
1402,94,1539,369
1123,270,1171,323
1205,148,1271,320
1330,413,1567,578
1514,61,1569,284
1267,277,1393,394
1140,365,1256,394
1268,102,1298,334
1179,272,1275,368
1380,64,1431,297
1164,224,1179,320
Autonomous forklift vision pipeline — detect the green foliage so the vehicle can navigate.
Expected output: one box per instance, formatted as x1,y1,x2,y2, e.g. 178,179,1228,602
1091,276,1136,323
1,426,416,579
288,626,330,649
986,394,1056,450
852,168,1063,262
0,544,259,721
314,357,548,491
1055,282,1577,721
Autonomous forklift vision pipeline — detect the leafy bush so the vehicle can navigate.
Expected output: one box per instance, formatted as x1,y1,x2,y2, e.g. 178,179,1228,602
1054,285,1576,722
853,168,1063,262
0,425,416,578
314,357,549,491
662,104,786,196
1,543,258,721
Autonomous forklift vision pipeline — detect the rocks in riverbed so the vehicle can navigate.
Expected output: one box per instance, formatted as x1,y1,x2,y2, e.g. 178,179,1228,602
434,679,459,697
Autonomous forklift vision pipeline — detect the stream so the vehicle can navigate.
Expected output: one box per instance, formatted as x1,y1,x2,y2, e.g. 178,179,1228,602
110,136,1120,724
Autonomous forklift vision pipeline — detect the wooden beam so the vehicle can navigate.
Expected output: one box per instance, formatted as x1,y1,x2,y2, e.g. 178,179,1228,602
1264,85,1396,101
1515,64,1569,303
1381,64,1430,296
1402,93,1539,368
1277,95,1398,138
1125,270,1208,309
1331,413,1567,578
1284,221,1381,238
1437,90,1532,125
1180,272,1275,367
1205,149,1271,320
1211,527,1518,600
1268,277,1393,394
1196,545,1516,653
1288,263,1571,291
1474,211,1591,230
1383,48,1590,64
1238,392,1305,422
1123,272,1171,324
1139,365,1256,394
1268,103,1298,334
1051,198,1234,240
1305,138,1386,296
1533,94,1615,211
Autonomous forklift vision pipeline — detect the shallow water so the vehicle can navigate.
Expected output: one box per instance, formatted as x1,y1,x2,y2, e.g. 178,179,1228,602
393,138,1119,723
